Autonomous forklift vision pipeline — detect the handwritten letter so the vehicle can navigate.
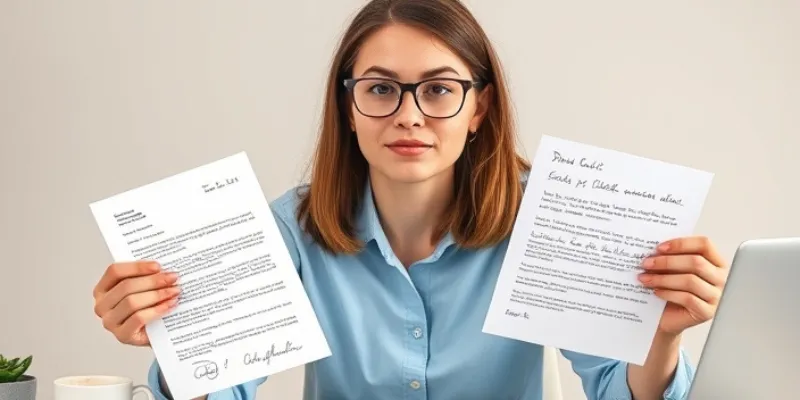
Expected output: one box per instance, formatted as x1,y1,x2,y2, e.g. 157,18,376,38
482,135,713,365
90,152,331,400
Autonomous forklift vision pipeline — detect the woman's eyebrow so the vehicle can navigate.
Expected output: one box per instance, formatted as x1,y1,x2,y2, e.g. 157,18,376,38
359,65,461,79
420,66,461,79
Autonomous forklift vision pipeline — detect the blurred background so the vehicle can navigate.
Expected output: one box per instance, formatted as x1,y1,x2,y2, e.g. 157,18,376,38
1,0,797,399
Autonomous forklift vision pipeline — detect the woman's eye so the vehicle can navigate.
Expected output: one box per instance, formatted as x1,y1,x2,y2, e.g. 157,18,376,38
369,84,394,95
428,85,452,95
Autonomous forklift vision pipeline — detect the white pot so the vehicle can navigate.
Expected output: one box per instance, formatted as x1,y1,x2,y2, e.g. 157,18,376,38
0,375,37,400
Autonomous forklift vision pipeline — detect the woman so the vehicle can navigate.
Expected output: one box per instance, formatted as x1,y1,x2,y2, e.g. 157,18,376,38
91,0,729,399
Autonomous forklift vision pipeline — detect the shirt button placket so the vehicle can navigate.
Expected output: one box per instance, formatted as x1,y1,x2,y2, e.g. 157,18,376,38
404,322,428,399
403,269,429,400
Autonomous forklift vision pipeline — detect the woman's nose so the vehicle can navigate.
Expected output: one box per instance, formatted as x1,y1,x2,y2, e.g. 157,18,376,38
393,91,425,128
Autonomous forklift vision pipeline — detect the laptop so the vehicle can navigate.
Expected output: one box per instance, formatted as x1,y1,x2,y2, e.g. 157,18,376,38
688,237,800,399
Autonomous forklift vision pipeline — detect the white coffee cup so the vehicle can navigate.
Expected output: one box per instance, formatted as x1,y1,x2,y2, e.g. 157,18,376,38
54,375,155,400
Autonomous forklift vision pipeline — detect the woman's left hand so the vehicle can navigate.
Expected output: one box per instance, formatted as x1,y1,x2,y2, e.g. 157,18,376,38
638,236,729,335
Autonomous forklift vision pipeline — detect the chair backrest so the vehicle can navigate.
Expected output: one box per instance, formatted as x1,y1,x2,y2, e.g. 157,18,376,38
541,346,563,400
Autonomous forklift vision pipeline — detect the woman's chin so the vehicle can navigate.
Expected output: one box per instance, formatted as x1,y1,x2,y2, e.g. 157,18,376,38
371,165,447,185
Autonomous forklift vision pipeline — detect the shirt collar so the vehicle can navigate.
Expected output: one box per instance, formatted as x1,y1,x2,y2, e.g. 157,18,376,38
356,177,456,264
355,178,381,245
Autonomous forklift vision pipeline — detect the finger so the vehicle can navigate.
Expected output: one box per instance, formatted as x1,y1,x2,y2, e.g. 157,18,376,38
93,261,162,299
94,271,179,317
657,236,726,269
115,297,180,344
653,289,715,321
641,254,726,286
639,273,721,304
102,285,181,329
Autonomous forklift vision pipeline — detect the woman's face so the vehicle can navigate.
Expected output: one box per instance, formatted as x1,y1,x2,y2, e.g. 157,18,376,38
348,23,491,185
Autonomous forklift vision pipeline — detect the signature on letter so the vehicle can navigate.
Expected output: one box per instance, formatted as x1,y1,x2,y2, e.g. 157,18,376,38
243,341,304,366
192,360,219,380
505,309,530,319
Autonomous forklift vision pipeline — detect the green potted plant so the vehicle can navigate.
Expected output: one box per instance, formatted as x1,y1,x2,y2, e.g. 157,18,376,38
0,354,35,400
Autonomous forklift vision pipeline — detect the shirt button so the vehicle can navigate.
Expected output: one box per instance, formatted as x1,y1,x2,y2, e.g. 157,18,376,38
409,380,421,390
412,327,423,339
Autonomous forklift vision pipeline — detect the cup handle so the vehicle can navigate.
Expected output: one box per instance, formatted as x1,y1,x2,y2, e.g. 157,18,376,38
132,384,156,400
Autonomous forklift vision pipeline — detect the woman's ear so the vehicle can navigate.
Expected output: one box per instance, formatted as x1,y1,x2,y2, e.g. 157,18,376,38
469,83,493,132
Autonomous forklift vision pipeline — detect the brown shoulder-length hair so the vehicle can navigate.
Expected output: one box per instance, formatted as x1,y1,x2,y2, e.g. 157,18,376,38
297,0,531,254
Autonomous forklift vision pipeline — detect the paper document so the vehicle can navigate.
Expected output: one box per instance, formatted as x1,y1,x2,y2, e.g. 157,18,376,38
90,152,330,400
483,135,713,365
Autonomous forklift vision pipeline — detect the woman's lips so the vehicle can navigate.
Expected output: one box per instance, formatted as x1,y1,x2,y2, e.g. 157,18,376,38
385,139,433,156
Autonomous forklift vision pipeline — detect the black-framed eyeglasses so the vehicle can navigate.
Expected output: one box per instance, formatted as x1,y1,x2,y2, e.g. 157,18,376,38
343,77,486,118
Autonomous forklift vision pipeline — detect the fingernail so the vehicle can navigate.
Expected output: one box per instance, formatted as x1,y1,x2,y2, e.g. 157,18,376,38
638,274,652,283
149,262,161,272
657,243,670,252
165,272,179,281
642,258,654,268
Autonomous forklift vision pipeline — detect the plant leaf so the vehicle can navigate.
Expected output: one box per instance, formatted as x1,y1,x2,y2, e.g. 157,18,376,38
5,358,20,370
6,356,31,381
0,371,15,383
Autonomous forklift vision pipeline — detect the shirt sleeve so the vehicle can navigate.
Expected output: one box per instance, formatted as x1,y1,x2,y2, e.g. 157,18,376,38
147,359,267,400
559,347,695,400
269,198,302,274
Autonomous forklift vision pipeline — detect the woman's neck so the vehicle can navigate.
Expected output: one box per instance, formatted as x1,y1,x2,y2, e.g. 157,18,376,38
369,168,454,268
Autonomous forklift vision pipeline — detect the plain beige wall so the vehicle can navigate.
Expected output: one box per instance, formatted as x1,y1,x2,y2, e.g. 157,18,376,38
2,0,798,399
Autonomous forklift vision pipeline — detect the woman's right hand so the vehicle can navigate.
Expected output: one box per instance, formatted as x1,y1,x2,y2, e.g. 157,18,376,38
92,261,181,346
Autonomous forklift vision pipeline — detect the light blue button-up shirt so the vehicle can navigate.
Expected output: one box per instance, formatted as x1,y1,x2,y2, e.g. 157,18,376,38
147,178,695,400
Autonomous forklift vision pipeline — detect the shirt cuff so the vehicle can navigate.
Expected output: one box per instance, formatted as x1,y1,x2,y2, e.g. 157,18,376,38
147,359,172,400
604,347,696,400
662,347,696,400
